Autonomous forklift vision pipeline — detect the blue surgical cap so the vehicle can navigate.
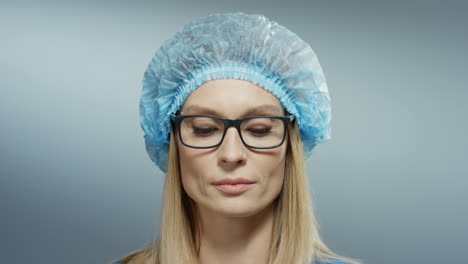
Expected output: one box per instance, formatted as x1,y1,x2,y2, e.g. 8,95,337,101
140,12,331,173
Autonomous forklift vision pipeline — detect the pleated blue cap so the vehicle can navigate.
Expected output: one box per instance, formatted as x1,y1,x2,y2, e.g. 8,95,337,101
140,12,331,173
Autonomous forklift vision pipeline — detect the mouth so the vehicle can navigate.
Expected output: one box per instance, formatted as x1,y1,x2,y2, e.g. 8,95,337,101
214,183,256,194
212,177,256,185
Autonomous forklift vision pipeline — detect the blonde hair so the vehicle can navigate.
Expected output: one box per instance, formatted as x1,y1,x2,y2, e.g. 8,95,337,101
113,121,363,264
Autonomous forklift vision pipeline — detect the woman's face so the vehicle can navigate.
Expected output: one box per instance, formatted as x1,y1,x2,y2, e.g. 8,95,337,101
176,79,288,218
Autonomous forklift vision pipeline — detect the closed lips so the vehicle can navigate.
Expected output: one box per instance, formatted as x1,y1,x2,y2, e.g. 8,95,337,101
213,177,256,185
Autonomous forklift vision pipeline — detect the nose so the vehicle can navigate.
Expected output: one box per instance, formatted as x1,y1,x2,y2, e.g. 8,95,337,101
217,126,247,169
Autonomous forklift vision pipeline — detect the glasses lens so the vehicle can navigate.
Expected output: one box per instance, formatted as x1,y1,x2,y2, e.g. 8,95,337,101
179,116,286,148
180,117,224,147
241,117,285,148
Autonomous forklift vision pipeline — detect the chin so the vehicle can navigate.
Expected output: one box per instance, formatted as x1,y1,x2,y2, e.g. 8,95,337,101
217,208,261,218
211,201,269,218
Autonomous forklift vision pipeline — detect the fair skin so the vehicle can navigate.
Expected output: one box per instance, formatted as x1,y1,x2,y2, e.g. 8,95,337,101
175,79,288,264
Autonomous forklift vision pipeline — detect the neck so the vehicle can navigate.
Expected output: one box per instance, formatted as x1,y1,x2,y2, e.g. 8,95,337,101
194,202,275,264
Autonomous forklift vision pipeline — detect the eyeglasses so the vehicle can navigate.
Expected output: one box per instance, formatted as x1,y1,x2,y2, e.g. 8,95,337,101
170,114,295,149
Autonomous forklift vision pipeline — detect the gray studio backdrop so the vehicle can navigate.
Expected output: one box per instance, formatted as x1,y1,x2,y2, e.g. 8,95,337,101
1,0,467,263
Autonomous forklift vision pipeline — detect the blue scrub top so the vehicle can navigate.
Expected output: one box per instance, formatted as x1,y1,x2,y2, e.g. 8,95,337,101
113,259,352,264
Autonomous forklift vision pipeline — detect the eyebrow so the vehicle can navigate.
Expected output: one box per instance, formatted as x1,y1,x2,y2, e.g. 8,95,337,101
182,104,284,117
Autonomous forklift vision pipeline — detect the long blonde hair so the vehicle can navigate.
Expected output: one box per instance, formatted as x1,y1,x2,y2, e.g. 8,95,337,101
113,120,363,264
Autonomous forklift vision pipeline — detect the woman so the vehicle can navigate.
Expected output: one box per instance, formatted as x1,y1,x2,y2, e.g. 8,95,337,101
113,12,363,264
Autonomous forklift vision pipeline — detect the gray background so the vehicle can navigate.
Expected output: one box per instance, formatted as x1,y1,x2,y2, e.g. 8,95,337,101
1,0,467,263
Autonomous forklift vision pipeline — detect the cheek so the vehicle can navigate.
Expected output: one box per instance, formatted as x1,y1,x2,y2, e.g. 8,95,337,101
177,143,210,200
267,152,287,191
179,161,200,202
270,145,288,185
254,145,288,195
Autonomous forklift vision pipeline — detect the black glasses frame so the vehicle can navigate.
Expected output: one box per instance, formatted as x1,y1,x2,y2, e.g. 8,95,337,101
170,114,295,149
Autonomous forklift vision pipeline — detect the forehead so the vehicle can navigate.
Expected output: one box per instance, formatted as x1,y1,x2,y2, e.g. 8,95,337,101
180,79,284,117
183,104,283,118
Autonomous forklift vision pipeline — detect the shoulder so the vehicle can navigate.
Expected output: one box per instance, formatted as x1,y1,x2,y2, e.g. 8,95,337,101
311,259,354,264
111,246,152,264
312,260,351,264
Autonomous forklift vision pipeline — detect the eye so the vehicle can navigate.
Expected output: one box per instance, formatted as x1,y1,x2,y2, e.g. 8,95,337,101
247,127,272,137
193,126,219,136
